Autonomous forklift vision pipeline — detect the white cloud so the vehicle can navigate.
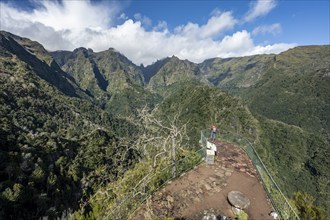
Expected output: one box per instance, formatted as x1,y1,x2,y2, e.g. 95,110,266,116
252,23,282,36
0,4,75,51
174,11,237,39
119,13,128,20
218,31,254,54
32,1,117,31
244,0,277,22
134,13,152,27
0,0,120,50
0,0,295,66
246,43,296,55
153,21,168,32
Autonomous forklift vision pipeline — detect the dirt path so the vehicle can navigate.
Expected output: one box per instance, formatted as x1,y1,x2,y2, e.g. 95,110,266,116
131,140,274,220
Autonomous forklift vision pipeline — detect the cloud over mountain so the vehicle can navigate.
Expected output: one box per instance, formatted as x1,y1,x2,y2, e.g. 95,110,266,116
0,0,295,65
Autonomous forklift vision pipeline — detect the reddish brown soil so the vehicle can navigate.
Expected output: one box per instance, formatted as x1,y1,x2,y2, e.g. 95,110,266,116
131,140,275,220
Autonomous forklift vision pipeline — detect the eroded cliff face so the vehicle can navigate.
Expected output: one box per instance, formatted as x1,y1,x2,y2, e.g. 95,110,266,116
51,47,144,96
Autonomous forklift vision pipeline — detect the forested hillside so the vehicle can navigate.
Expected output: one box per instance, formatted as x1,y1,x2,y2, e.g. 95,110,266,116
197,46,330,137
145,56,201,91
51,48,159,118
198,54,275,90
0,32,140,219
51,47,144,95
0,31,329,219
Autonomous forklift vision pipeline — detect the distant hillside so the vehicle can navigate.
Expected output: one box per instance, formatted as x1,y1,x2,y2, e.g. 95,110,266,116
0,31,85,98
255,115,329,210
144,46,330,138
51,47,144,95
198,54,275,90
51,48,158,117
145,56,201,92
240,46,330,137
155,82,259,144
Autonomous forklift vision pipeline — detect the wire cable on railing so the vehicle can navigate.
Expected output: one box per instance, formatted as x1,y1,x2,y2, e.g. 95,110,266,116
108,146,205,219
243,137,300,220
207,129,300,220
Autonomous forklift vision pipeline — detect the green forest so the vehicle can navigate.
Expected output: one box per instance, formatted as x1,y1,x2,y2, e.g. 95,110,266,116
0,31,329,219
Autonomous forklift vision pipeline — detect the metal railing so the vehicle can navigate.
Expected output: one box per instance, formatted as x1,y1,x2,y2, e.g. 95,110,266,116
100,129,299,219
106,146,206,219
201,129,300,220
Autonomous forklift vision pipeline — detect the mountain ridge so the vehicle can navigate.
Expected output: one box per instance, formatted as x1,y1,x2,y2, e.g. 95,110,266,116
0,31,86,98
51,47,144,95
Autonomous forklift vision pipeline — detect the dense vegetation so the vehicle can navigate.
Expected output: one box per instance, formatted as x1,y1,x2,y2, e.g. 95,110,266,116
255,116,329,210
291,191,326,219
1,31,329,219
0,32,139,219
241,46,330,137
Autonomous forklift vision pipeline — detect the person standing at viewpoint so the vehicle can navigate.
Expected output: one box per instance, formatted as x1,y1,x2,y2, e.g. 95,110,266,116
210,124,217,141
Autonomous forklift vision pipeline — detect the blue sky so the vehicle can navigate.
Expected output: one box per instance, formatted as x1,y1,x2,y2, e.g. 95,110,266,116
0,0,329,65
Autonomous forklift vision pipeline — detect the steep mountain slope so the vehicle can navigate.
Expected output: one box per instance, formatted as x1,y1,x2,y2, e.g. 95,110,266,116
143,47,330,138
199,54,275,91
155,82,259,143
0,31,85,98
241,46,330,136
51,48,158,118
255,116,329,210
0,32,139,219
146,56,201,92
51,47,144,96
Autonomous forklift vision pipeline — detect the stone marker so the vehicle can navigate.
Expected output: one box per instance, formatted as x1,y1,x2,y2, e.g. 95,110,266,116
206,149,215,164
227,191,250,209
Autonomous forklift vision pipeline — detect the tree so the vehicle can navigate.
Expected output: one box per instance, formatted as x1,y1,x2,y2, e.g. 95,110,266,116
136,106,188,177
292,191,326,220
